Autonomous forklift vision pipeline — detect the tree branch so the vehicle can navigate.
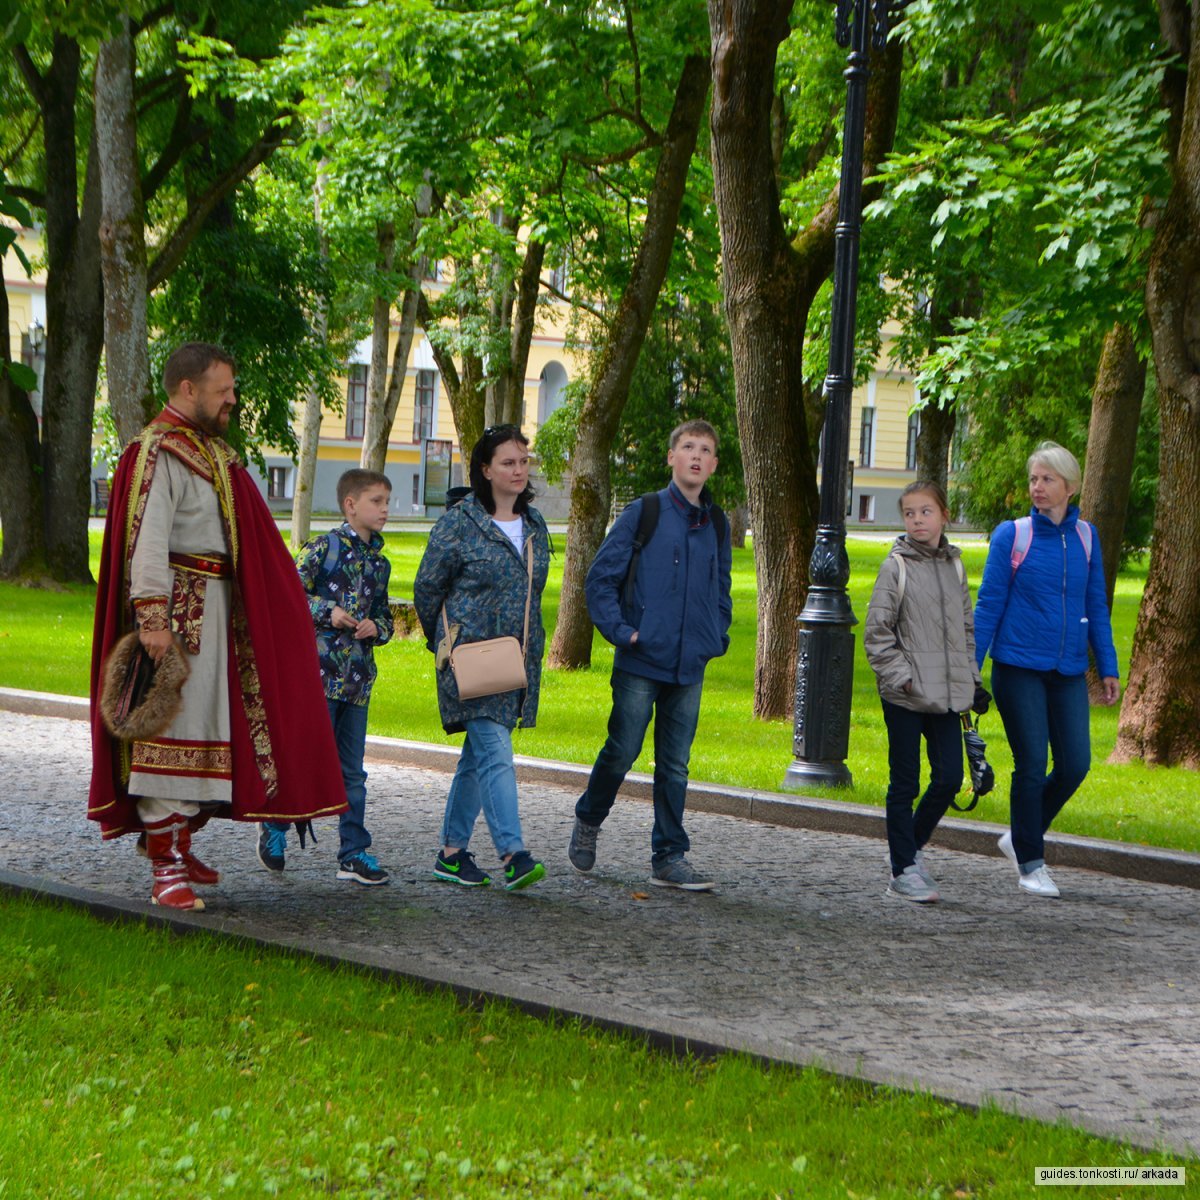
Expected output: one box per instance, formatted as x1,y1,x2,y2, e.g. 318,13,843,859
2,114,43,175
147,113,293,289
13,43,48,111
142,88,194,203
7,185,46,209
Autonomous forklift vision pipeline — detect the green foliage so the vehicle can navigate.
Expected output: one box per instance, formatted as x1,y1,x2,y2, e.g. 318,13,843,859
613,296,744,510
147,164,340,469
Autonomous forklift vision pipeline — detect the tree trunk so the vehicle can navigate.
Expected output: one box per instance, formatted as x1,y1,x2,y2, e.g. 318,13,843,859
498,237,546,427
96,14,153,445
1079,321,1145,609
548,53,712,669
417,289,486,455
708,0,903,717
1112,0,1200,767
362,219,396,458
37,38,104,584
0,281,47,579
362,186,432,472
291,141,330,550
915,402,955,491
11,32,290,584
730,502,750,549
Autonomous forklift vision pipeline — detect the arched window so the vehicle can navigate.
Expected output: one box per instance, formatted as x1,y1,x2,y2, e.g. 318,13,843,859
538,362,569,427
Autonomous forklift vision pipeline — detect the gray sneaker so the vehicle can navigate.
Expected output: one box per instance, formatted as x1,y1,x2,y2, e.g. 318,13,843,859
888,864,940,903
649,857,716,892
568,817,600,873
884,850,936,888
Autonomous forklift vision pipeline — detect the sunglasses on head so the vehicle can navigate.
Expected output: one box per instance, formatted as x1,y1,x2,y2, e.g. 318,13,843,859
483,423,521,438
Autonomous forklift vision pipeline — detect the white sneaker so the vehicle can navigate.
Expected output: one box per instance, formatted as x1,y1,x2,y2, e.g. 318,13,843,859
1018,866,1061,898
998,830,1020,875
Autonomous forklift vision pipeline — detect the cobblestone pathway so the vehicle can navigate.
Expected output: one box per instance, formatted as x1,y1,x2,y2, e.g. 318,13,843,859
2,710,1196,1155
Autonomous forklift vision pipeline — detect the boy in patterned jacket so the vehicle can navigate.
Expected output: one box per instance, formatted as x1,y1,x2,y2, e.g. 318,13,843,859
257,469,395,884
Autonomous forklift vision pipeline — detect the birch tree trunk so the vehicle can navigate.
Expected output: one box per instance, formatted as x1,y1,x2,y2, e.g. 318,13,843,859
291,138,330,550
362,186,433,472
549,54,711,669
96,13,153,445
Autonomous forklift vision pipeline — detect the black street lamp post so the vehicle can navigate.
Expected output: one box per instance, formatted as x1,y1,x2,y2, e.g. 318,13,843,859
784,0,892,790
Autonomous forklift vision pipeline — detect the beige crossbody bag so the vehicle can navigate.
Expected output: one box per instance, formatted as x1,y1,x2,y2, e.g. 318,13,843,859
440,536,533,700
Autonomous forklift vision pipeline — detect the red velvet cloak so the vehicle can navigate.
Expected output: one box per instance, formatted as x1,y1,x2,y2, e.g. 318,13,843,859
89,412,347,838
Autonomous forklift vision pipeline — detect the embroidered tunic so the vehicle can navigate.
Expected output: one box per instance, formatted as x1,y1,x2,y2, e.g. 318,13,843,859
127,451,234,802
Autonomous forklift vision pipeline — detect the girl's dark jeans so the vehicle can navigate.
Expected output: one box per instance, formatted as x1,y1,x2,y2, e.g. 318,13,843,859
881,699,964,877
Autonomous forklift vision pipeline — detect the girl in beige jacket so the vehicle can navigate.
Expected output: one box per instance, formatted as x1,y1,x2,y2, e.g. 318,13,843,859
865,481,985,903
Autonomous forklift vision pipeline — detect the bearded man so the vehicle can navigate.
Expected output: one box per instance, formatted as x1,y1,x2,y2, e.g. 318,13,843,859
90,342,346,910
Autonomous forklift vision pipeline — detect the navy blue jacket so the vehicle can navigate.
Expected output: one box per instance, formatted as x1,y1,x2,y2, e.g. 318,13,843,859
974,506,1119,680
586,482,732,686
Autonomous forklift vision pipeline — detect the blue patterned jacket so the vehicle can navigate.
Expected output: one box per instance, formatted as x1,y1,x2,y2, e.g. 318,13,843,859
296,523,394,705
413,494,550,733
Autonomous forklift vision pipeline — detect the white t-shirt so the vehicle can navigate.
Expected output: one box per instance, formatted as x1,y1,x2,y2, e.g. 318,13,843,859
492,516,525,556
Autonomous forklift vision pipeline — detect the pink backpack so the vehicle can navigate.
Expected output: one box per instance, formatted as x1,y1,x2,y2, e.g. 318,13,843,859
1010,515,1093,575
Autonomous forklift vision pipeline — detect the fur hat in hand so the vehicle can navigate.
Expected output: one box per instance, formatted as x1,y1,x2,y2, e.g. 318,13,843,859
100,631,190,741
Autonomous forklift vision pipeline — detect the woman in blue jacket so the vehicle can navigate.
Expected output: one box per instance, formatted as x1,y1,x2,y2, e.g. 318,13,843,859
973,441,1120,898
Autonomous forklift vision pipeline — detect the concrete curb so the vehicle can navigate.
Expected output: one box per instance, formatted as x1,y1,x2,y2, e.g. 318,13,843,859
9,685,1200,891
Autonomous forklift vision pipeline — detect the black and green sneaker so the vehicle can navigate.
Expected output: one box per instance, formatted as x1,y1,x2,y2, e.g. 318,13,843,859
503,850,546,892
433,849,491,887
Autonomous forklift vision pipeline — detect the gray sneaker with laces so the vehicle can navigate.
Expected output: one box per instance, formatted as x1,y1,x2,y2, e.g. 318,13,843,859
649,857,716,892
568,817,600,873
888,864,940,903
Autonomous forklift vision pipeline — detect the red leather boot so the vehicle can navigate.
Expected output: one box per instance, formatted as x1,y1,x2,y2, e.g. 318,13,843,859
145,820,205,912
136,811,219,885
177,823,220,886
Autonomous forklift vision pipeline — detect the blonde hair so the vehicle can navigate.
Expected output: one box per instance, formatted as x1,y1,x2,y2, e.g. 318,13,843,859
1027,440,1081,495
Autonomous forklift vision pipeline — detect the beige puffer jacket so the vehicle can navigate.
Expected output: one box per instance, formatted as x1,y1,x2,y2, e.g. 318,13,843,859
864,534,981,714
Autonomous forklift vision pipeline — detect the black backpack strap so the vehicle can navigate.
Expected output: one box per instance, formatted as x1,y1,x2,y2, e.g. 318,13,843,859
710,503,727,549
621,492,660,610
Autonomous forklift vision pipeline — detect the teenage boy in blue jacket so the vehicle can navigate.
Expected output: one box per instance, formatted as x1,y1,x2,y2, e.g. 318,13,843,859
569,420,733,891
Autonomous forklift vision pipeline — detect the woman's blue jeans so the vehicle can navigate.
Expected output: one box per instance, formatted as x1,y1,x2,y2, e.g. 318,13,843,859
880,700,963,877
575,669,704,866
441,718,524,859
991,662,1091,872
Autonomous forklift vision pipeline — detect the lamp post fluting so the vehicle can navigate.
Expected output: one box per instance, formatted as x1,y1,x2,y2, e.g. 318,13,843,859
784,0,891,789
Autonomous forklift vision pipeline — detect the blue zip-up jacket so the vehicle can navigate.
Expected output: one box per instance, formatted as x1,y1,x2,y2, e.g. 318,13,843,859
585,482,732,686
973,506,1119,680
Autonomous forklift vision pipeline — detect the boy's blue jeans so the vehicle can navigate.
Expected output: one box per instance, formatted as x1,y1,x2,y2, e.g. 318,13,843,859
991,662,1091,873
441,718,524,859
328,697,371,863
264,697,371,863
880,700,963,877
575,668,704,866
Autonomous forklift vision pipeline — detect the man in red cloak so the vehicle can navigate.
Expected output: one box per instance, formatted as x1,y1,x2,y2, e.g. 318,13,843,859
90,342,347,911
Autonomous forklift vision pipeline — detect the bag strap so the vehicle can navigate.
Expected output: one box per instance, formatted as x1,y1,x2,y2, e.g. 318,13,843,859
622,492,660,610
441,531,535,662
1010,516,1034,574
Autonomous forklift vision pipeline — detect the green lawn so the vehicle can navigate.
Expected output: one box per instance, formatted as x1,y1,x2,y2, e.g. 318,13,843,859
0,894,1188,1200
0,530,1194,853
